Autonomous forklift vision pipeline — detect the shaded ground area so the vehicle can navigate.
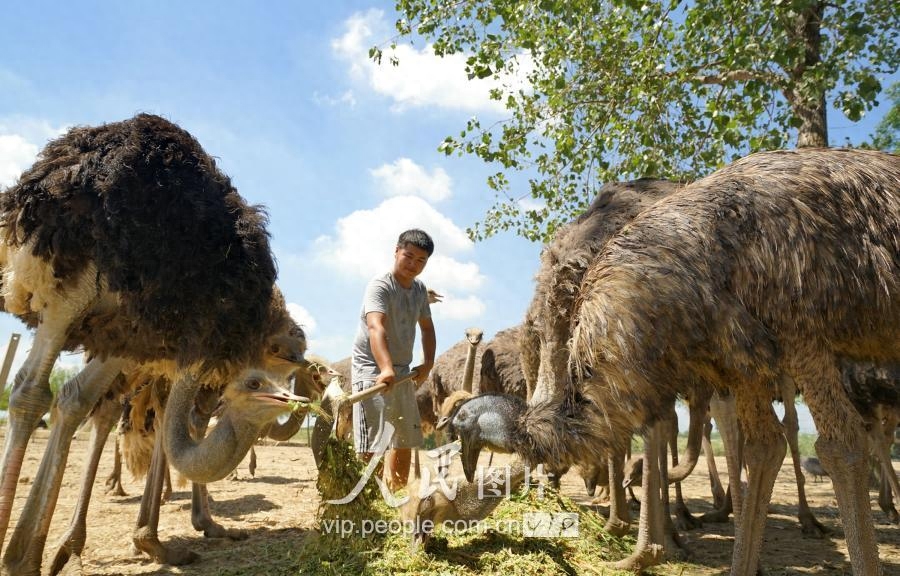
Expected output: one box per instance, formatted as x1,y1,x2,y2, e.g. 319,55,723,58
2,429,899,575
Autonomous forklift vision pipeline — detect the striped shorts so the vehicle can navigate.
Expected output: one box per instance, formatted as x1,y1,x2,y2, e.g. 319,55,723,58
352,377,423,453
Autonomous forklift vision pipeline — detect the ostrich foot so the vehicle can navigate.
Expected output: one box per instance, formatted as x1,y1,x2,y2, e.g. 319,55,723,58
133,528,200,565
603,517,630,537
590,496,610,506
798,509,831,538
607,543,664,572
201,520,248,540
104,477,127,497
700,506,731,524
674,505,703,531
49,548,82,576
50,539,84,576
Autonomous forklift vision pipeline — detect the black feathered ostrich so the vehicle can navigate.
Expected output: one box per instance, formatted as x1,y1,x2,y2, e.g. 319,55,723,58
48,308,308,573
0,114,307,575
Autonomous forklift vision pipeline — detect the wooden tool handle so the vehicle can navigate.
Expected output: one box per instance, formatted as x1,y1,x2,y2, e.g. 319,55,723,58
345,371,419,405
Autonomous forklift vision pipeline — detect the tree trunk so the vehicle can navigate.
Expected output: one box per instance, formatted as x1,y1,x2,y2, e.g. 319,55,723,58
789,1,828,148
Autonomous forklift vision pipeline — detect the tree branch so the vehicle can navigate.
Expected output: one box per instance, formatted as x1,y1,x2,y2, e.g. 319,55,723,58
694,70,776,85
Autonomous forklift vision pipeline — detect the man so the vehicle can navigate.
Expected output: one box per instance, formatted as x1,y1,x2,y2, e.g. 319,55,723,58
351,228,436,491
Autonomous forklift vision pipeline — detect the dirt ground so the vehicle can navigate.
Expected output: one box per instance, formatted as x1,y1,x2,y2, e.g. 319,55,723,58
2,428,899,575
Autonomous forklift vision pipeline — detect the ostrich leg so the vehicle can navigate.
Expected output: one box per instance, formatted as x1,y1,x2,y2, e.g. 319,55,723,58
607,422,668,571
132,420,198,565
191,483,248,539
50,393,123,575
779,376,829,537
795,349,882,576
869,406,900,524
703,393,739,524
604,444,630,536
104,433,128,497
702,414,727,510
668,414,702,531
3,356,126,576
189,391,249,540
0,313,80,555
729,384,785,576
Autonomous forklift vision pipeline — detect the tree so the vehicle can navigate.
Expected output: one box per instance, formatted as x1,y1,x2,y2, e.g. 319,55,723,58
867,81,899,151
381,0,899,242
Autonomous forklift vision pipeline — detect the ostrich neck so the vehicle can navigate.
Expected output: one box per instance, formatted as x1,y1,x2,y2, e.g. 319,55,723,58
463,345,478,393
164,376,258,484
264,409,304,442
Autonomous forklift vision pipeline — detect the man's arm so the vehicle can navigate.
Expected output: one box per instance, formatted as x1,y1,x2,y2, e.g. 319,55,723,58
366,311,396,387
413,315,436,386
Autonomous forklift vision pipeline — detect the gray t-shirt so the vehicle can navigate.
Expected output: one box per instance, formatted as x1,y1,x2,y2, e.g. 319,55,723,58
351,272,432,383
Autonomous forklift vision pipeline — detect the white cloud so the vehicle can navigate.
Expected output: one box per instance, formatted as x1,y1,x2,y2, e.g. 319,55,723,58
517,196,545,212
311,195,483,294
0,117,69,188
332,9,531,113
312,89,357,108
370,157,452,202
287,302,318,334
430,293,485,321
0,135,38,188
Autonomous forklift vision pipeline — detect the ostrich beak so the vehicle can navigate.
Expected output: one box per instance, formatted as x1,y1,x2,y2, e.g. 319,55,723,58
584,475,597,495
459,431,483,483
435,414,451,431
254,389,310,409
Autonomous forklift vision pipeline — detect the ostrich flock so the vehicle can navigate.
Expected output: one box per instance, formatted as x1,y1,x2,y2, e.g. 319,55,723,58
0,113,896,576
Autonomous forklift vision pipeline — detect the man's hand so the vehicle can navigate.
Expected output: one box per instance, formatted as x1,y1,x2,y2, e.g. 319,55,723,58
375,368,397,391
411,363,433,386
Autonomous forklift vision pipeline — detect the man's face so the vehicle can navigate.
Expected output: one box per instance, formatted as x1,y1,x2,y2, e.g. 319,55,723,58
393,243,430,283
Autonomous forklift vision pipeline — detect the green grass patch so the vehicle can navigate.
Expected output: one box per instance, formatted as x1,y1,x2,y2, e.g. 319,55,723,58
296,474,636,576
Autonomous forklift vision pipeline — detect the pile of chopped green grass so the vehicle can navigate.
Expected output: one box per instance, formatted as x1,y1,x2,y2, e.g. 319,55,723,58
314,436,382,524
298,475,638,576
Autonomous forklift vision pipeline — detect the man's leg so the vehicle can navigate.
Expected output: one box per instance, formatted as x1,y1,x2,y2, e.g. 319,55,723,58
385,448,411,491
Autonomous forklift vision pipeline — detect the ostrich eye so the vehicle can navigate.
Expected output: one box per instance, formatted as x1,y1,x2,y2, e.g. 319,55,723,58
246,378,262,390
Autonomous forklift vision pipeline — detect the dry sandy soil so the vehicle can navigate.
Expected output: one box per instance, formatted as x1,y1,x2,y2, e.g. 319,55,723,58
2,428,899,575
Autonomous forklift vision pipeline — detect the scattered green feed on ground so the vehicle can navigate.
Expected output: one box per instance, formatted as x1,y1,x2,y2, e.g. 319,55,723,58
299,459,637,576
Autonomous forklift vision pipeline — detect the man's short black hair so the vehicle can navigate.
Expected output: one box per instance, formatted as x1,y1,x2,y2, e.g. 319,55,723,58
398,229,434,256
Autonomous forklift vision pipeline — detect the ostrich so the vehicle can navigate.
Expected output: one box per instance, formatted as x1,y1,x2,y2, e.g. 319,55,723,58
453,148,899,574
48,314,308,571
477,325,528,398
841,361,900,523
426,326,528,433
0,113,306,575
519,177,685,534
801,457,829,483
244,353,335,476
418,327,484,436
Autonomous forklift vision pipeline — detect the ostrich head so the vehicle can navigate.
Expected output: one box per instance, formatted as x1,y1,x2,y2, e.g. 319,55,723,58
216,369,310,428
434,389,473,435
263,319,307,378
622,455,644,488
449,393,527,482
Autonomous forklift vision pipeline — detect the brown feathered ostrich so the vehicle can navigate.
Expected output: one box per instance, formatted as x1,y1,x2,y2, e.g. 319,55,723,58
519,178,685,534
477,325,528,398
454,148,900,574
0,114,307,575
841,361,900,522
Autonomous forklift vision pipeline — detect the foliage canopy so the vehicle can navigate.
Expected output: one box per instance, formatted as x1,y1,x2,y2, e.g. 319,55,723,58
379,0,899,242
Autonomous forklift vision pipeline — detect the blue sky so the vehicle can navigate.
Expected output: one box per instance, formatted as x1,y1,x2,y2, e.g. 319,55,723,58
0,0,895,385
